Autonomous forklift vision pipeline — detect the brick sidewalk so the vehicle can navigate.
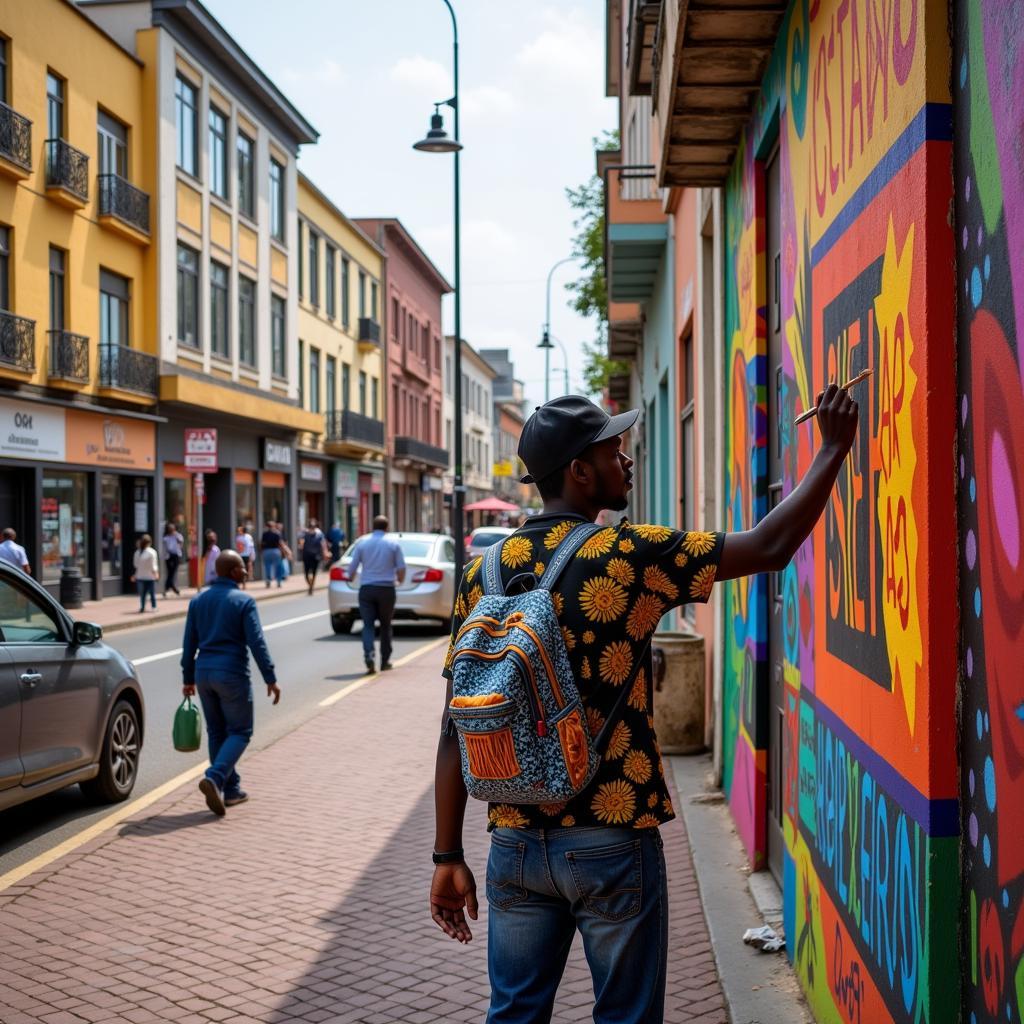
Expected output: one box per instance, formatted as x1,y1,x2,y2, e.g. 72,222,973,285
0,644,728,1024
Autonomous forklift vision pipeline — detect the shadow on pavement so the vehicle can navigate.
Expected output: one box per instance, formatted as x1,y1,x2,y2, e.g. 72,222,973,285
118,809,221,838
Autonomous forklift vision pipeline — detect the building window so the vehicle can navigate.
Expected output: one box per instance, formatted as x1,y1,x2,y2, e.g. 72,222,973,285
208,106,228,198
358,270,366,319
271,293,286,377
46,71,64,139
434,337,441,371
298,339,304,406
308,229,319,308
309,346,320,414
358,370,367,415
175,75,198,176
391,297,399,339
97,111,127,177
99,269,130,346
0,226,10,311
371,376,378,420
176,243,199,348
269,158,285,242
239,275,256,367
341,362,350,411
371,281,378,320
49,247,65,332
341,257,350,327
326,355,336,414
445,355,452,393
297,221,304,300
237,131,255,219
0,39,7,106
325,245,336,319
210,260,229,358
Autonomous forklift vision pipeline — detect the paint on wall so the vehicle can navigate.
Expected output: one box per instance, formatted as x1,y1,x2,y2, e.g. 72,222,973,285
721,0,960,1019
955,1,1024,1021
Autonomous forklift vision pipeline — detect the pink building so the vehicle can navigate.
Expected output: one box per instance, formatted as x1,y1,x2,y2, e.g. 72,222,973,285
354,219,452,531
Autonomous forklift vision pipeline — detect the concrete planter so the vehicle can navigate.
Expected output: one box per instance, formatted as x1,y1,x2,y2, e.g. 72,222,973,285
651,631,706,754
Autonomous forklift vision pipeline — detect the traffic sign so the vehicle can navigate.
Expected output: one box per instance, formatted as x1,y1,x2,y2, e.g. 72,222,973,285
184,428,218,472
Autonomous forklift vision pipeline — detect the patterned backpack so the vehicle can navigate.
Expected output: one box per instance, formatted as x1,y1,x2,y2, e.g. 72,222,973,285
447,522,647,805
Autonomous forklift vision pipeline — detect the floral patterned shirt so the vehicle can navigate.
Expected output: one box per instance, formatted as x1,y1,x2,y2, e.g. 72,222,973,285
443,513,725,831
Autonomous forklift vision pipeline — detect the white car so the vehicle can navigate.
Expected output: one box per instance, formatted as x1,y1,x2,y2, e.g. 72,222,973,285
465,526,514,563
328,532,457,634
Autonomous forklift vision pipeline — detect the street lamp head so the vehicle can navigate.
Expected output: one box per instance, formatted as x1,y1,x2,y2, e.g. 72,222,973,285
413,106,463,153
537,329,554,350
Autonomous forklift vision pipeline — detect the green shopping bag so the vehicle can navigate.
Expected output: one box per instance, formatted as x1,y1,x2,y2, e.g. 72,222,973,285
173,696,202,752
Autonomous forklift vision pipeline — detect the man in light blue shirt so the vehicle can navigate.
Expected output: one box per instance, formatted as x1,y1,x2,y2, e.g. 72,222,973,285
348,515,406,672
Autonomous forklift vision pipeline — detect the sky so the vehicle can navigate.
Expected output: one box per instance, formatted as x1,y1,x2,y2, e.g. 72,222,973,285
206,0,617,409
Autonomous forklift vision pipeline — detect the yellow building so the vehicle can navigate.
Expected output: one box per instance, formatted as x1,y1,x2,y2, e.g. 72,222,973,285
296,174,385,538
82,0,319,579
0,0,160,599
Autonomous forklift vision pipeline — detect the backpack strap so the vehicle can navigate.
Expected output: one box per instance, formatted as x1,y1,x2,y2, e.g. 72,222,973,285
537,522,602,592
482,538,505,596
592,638,653,755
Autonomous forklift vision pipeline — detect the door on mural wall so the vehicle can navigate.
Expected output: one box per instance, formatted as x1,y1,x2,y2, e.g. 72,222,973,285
765,144,785,883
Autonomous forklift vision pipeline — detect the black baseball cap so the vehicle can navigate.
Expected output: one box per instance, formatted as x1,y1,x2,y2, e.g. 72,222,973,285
518,395,639,484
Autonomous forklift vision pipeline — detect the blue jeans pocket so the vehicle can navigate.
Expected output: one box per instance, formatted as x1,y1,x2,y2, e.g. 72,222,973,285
486,834,527,910
566,839,643,921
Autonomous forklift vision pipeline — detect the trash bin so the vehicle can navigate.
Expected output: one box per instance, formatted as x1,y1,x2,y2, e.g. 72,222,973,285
651,631,706,754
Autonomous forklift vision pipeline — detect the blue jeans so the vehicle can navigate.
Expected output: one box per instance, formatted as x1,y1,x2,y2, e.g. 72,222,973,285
136,579,156,610
196,676,253,795
486,826,668,1024
262,548,284,586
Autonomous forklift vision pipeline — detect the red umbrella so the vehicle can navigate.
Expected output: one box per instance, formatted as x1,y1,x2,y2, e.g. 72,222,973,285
464,497,520,512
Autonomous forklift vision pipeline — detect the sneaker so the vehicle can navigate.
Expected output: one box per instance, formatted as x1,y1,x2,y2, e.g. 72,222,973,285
364,656,375,674
224,790,249,807
380,662,393,671
198,777,226,816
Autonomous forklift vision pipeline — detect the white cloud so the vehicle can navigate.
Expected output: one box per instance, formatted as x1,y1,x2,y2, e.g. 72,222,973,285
390,55,450,99
462,85,520,119
282,58,346,87
516,8,602,83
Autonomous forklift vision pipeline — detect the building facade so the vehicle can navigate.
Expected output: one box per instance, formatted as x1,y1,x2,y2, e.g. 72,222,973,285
445,336,495,515
296,174,385,541
355,218,450,532
478,347,529,507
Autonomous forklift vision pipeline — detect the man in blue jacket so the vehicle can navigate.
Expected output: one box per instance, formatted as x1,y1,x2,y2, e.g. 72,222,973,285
181,549,280,816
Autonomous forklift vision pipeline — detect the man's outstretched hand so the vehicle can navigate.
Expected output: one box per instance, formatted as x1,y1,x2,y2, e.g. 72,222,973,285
814,381,859,454
430,862,478,943
267,684,281,705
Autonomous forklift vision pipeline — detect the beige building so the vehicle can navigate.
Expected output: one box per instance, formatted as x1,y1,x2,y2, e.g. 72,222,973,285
295,173,385,538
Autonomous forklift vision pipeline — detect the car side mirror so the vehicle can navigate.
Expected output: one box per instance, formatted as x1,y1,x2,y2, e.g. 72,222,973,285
73,621,103,645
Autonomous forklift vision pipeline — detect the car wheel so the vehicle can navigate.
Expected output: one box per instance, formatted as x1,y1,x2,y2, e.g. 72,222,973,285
81,699,141,804
331,613,355,635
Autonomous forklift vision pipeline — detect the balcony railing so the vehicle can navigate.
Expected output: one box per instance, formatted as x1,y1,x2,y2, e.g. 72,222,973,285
98,343,158,397
394,435,449,469
325,409,385,449
98,173,150,234
358,317,381,348
0,101,32,171
45,139,89,201
0,311,35,371
48,330,89,382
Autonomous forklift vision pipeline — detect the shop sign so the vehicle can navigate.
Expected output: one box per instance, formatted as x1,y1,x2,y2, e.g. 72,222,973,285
184,428,218,472
493,460,514,478
0,398,66,462
263,439,293,470
421,474,443,492
300,460,323,482
336,466,359,498
67,410,155,470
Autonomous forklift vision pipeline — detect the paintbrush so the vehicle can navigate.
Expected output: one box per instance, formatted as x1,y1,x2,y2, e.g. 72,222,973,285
793,367,873,426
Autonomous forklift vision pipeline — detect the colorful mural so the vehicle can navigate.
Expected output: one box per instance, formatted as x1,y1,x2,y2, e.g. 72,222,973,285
956,1,1024,1021
721,0,961,1020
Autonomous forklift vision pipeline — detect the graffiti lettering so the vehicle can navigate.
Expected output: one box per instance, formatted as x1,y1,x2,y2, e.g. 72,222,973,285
811,0,918,217
832,922,866,1023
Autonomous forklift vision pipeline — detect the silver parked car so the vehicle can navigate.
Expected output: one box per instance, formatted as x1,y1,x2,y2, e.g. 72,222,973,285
465,526,514,563
328,532,457,634
0,561,145,812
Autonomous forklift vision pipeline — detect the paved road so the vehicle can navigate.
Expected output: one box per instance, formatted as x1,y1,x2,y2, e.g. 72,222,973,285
0,592,447,872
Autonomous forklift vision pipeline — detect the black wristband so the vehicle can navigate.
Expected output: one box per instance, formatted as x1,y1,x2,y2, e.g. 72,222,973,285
432,848,465,865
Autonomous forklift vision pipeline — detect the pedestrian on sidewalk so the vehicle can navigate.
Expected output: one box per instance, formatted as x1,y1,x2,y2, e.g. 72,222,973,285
202,530,220,587
235,524,254,588
161,521,183,596
277,522,293,579
0,528,31,575
347,514,405,674
430,388,860,1023
181,549,280,816
260,521,284,588
300,517,327,596
130,534,159,613
327,521,345,563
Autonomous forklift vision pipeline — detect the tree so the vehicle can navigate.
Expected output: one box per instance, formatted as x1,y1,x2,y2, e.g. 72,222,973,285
565,130,629,400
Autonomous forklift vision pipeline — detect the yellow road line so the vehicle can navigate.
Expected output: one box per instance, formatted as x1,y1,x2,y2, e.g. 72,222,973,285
0,634,449,893
318,636,448,707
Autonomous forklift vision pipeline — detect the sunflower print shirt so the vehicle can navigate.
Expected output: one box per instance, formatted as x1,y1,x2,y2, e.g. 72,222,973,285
443,513,725,832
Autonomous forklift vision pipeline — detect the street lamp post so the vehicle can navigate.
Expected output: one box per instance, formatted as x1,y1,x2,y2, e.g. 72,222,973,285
539,256,581,402
413,0,465,584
